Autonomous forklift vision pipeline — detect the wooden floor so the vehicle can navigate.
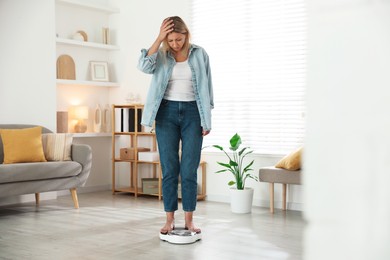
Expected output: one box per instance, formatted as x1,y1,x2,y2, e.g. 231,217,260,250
0,191,305,260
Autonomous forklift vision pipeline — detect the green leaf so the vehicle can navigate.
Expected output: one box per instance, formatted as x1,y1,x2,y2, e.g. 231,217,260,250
229,133,242,151
217,162,232,169
241,150,254,160
212,145,223,151
247,175,259,181
215,169,228,173
229,160,238,167
238,147,248,156
243,160,254,172
228,181,236,186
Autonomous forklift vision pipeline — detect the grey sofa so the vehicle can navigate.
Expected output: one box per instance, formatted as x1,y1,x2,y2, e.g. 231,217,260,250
0,124,92,208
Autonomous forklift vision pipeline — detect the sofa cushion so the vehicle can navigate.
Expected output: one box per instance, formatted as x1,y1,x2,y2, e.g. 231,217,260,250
259,166,301,185
0,124,53,163
0,161,82,184
0,126,47,164
42,133,73,161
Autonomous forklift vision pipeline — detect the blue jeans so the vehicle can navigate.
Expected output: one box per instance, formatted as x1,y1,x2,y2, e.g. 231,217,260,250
155,100,203,212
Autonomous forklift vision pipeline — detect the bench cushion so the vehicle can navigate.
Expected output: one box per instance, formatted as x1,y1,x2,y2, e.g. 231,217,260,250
275,147,302,171
0,161,82,184
259,166,302,185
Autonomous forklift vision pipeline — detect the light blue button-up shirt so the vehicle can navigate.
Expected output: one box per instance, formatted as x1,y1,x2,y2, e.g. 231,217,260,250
137,44,214,131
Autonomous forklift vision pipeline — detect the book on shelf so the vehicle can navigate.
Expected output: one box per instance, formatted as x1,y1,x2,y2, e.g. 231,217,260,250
128,108,142,132
117,107,143,132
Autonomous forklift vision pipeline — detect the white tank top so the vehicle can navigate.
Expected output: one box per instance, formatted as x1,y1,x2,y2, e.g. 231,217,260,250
164,60,195,101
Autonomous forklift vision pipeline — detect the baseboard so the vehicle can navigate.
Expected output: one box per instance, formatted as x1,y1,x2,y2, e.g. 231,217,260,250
0,186,110,206
0,191,57,206
287,202,304,211
205,195,303,211
57,185,111,197
205,194,230,204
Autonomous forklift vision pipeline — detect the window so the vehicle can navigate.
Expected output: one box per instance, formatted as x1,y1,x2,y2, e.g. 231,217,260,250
191,0,306,154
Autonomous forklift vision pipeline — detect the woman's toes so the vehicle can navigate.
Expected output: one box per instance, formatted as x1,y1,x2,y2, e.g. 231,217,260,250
160,223,174,234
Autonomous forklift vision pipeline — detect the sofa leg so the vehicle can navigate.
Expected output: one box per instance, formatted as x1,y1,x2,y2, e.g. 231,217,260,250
35,193,40,205
269,183,274,213
70,188,79,209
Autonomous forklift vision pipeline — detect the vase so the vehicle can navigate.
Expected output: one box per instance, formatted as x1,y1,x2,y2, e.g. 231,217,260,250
230,187,254,214
56,111,68,133
102,104,111,133
93,104,102,133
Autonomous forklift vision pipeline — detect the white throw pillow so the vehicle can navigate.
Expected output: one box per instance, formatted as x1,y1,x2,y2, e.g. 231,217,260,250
42,133,73,161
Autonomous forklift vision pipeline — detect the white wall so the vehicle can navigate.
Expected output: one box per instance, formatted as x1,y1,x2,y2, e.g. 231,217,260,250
0,0,56,205
305,0,390,259
0,0,56,130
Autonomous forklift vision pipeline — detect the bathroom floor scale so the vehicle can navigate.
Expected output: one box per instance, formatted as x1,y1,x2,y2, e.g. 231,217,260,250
159,228,202,244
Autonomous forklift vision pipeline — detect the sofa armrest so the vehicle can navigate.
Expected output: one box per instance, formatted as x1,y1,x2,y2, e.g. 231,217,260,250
72,143,92,186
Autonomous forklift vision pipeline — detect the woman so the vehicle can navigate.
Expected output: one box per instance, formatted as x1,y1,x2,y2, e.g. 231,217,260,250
138,16,213,234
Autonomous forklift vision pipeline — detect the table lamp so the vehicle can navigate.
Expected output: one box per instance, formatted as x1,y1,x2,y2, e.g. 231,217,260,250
73,106,89,133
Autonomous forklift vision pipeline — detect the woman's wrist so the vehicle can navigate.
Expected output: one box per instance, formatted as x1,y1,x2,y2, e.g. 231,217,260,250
148,38,163,56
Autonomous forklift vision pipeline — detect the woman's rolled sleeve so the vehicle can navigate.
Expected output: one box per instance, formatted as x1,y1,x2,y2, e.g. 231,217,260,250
137,49,158,74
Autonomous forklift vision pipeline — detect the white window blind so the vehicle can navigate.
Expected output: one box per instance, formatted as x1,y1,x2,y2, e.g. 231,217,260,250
191,0,306,154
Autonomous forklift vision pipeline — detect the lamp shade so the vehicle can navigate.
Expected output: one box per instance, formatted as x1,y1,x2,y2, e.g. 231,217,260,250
69,106,89,133
74,106,89,119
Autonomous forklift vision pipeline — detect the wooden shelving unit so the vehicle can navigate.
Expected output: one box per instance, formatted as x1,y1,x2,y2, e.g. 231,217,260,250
111,104,161,198
111,104,206,200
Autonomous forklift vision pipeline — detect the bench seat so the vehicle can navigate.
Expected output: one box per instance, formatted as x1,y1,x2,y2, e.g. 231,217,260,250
259,166,302,213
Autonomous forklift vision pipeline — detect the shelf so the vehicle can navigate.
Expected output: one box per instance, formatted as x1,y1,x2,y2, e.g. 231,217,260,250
56,0,120,14
137,161,160,164
114,158,134,163
114,187,136,193
113,187,160,196
114,158,159,164
114,104,144,107
197,194,207,200
56,38,119,50
57,79,120,88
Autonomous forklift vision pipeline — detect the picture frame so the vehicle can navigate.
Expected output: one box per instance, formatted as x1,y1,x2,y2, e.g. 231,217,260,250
90,61,109,81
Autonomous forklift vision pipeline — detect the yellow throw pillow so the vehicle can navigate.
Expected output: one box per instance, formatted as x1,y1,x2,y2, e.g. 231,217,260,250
0,127,47,164
42,133,73,161
275,147,303,171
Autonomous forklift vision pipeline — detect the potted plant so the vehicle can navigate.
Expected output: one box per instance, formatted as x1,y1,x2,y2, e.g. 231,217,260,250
212,133,258,213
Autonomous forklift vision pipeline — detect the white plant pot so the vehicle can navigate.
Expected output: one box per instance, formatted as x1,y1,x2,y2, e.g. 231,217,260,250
230,187,254,214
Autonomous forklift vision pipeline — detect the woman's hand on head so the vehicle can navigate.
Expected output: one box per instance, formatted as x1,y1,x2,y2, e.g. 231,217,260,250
158,18,174,42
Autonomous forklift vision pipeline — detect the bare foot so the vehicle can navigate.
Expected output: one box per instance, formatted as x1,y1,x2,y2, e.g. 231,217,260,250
184,211,201,233
160,212,175,234
160,221,174,234
185,222,201,233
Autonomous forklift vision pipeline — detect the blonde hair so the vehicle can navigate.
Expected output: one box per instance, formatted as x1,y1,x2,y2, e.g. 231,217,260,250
162,16,191,57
